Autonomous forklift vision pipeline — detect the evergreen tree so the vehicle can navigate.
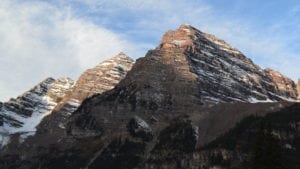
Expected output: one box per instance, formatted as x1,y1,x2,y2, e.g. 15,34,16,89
252,121,284,169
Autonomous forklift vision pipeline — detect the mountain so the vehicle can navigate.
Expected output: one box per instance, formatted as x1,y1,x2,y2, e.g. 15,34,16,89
0,53,134,148
0,25,299,169
54,52,134,113
159,24,297,102
65,24,298,144
0,78,74,146
33,53,134,144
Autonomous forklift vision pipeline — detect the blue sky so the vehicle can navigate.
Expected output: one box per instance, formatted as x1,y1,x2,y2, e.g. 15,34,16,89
0,0,299,101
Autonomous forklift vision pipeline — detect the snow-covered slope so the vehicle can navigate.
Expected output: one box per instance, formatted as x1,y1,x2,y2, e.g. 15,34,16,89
0,53,134,147
0,78,74,146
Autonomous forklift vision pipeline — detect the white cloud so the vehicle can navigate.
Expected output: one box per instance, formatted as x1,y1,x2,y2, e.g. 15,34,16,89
0,0,141,101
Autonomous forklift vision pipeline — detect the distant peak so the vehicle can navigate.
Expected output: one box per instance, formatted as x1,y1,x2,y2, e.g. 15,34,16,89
41,77,56,84
113,52,134,61
56,77,74,84
117,52,126,56
178,24,196,31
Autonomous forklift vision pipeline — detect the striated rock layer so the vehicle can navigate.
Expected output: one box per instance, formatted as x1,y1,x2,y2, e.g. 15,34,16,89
54,52,134,113
0,53,134,147
33,53,135,144
264,68,298,100
66,24,299,144
0,78,74,146
60,25,298,168
159,24,298,102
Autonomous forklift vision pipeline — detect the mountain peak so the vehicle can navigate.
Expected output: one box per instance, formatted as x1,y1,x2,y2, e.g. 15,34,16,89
0,77,74,146
158,24,240,56
159,25,196,49
53,54,135,111
114,52,131,59
151,24,298,102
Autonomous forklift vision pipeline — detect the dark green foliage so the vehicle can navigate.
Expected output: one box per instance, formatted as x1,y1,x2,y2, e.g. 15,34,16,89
204,115,260,151
152,117,197,155
0,155,22,169
34,147,87,169
209,153,230,166
149,101,158,111
89,138,146,169
203,103,300,169
251,122,284,169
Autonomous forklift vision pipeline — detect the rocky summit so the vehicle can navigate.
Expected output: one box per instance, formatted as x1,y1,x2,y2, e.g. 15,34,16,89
0,53,134,148
33,53,134,146
0,25,299,169
158,24,298,102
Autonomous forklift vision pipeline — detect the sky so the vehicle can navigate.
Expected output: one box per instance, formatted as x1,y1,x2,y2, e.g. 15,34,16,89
0,0,300,101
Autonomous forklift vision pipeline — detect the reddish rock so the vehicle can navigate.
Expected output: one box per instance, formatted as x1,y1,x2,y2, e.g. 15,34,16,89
264,68,298,99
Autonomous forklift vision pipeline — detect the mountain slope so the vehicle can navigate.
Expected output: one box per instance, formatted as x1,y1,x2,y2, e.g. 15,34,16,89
0,53,134,148
26,53,135,147
159,24,297,102
54,52,134,114
67,24,298,139
0,78,74,146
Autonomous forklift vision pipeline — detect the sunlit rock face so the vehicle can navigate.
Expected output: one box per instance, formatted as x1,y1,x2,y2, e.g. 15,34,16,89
35,53,135,137
158,24,298,102
0,53,135,148
264,68,298,100
54,52,135,113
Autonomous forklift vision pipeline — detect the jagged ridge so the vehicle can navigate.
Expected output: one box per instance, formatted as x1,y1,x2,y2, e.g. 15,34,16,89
0,78,74,146
159,24,298,102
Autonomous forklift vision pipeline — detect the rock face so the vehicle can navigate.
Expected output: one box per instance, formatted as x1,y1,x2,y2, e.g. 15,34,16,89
0,53,134,148
54,52,134,113
264,68,298,99
159,24,298,102
65,24,299,144
35,53,134,137
0,78,74,146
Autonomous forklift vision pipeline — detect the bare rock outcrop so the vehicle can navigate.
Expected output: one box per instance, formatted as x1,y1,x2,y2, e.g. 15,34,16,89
264,68,298,99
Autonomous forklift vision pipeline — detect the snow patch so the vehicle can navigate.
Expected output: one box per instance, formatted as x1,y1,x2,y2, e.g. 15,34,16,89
248,97,274,103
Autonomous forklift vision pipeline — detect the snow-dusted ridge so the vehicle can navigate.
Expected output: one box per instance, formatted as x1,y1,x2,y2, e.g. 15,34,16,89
0,78,75,146
0,53,135,147
159,24,299,103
